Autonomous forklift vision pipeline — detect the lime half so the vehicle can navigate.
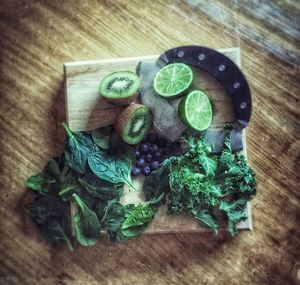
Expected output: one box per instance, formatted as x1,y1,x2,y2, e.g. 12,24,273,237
178,90,212,131
153,63,194,98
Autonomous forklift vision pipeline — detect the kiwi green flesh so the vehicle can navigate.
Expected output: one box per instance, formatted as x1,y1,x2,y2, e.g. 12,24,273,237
100,71,140,99
122,107,152,145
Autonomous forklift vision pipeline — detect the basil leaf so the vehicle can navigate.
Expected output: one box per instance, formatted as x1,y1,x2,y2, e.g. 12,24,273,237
63,123,95,174
72,193,101,246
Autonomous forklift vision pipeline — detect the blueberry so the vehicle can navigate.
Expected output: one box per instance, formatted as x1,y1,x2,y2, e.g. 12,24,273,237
158,138,167,148
142,166,151,176
131,167,141,176
140,143,149,153
145,153,152,162
149,144,159,154
150,161,160,170
148,133,159,143
134,150,141,158
154,151,162,160
136,158,146,168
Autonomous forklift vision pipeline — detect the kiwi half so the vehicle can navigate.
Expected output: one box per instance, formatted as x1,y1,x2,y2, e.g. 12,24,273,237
114,104,153,145
99,71,140,106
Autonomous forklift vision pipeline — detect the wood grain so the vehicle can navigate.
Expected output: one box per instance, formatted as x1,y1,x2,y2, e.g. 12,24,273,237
0,0,299,285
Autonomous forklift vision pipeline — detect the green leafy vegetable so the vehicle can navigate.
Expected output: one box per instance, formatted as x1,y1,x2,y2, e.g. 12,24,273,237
72,193,101,246
25,159,61,194
92,126,112,150
163,128,256,235
88,150,135,191
121,203,155,237
27,195,73,250
191,208,218,234
101,200,125,231
63,123,95,174
143,167,169,205
78,172,124,201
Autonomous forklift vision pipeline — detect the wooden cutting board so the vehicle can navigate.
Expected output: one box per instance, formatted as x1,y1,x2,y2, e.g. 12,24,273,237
64,47,252,233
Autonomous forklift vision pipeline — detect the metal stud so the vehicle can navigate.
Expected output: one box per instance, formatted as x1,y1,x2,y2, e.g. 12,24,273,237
177,51,184,57
218,64,225,71
240,102,247,109
198,53,206,60
233,82,240,89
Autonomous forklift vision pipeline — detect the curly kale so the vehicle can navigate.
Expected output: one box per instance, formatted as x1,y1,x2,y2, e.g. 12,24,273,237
163,130,256,235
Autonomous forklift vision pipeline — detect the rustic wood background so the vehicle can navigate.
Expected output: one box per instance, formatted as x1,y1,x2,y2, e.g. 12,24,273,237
0,1,299,284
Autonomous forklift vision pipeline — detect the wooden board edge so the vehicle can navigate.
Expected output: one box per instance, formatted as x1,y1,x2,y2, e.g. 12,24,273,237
63,47,240,68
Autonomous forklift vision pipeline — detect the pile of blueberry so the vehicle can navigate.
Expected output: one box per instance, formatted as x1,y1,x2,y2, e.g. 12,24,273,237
131,133,181,176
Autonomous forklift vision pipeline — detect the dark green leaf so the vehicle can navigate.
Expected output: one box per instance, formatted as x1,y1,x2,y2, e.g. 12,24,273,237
88,150,135,191
143,167,168,205
25,159,61,193
191,208,218,234
101,200,125,231
92,126,112,150
199,155,217,176
78,172,124,200
63,123,95,174
72,193,101,246
27,195,73,250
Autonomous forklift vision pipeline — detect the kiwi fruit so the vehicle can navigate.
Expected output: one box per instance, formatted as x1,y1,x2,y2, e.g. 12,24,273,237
99,71,140,106
114,103,153,145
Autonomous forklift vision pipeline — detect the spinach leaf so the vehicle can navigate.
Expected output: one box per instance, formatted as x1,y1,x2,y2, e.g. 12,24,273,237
72,193,101,246
28,195,73,250
39,220,74,251
25,159,60,194
143,167,168,205
88,150,135,191
100,200,125,231
191,208,218,234
63,123,95,174
78,172,124,200
92,126,112,150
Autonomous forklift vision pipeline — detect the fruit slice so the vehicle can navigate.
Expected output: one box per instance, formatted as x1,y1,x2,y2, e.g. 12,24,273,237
178,90,212,131
153,63,194,99
99,71,140,105
114,104,153,145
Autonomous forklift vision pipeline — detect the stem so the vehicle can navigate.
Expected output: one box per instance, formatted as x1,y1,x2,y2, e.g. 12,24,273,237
62,122,74,138
123,176,136,192
58,185,77,196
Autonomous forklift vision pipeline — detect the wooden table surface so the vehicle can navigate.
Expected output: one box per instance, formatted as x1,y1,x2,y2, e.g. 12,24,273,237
0,1,299,284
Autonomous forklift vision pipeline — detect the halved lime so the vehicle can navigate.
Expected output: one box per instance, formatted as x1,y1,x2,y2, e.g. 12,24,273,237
153,63,194,99
178,90,212,131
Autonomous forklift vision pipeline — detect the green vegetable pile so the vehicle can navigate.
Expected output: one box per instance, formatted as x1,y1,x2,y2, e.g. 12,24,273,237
163,127,256,235
25,124,256,251
25,124,157,250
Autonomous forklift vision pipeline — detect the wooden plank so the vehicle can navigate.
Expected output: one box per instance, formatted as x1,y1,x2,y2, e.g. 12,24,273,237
65,47,252,233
